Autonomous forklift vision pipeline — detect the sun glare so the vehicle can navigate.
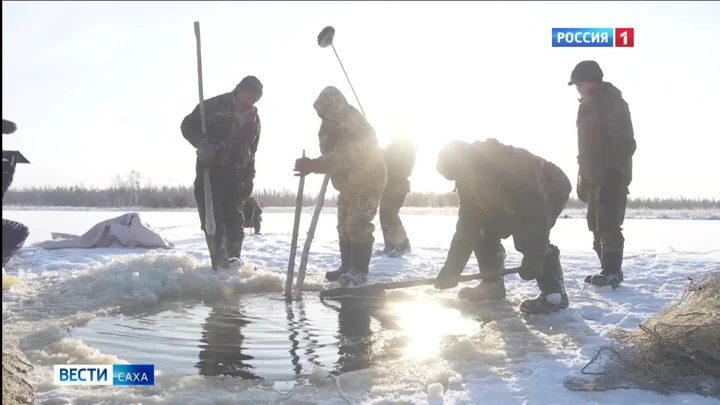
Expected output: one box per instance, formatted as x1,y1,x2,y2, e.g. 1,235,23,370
390,300,480,360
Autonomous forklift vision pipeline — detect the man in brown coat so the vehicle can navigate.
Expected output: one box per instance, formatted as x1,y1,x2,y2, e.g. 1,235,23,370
181,76,263,270
569,61,637,289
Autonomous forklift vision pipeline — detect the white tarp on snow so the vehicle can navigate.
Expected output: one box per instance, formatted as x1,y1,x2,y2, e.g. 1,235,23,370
37,213,174,250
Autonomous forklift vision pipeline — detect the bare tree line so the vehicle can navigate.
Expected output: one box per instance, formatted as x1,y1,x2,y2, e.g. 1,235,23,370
3,171,719,210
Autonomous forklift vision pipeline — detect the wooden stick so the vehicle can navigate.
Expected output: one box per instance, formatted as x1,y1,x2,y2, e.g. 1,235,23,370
293,173,331,298
194,21,218,270
318,267,521,300
285,150,306,298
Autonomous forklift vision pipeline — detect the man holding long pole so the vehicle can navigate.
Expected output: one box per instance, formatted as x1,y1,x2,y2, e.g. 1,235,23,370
181,75,263,270
294,86,387,288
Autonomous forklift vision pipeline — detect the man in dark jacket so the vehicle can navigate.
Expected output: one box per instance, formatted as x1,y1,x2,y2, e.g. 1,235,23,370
294,86,387,287
241,196,263,234
433,138,572,315
181,76,263,270
377,137,417,257
2,119,30,269
569,61,637,289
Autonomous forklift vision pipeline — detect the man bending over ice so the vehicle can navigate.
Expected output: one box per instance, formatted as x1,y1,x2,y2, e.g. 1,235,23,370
433,138,572,314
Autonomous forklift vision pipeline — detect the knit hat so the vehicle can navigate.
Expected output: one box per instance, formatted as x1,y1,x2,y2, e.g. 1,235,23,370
568,60,603,86
234,75,263,98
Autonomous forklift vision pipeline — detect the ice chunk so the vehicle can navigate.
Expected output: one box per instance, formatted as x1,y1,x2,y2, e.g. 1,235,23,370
427,382,444,398
308,367,330,386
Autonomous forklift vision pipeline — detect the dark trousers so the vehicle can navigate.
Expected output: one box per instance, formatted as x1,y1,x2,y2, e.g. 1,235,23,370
194,163,252,259
2,219,29,267
379,191,409,249
242,207,262,233
586,185,628,255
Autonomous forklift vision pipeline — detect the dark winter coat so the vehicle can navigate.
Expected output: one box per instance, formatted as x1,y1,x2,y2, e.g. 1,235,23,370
439,139,571,272
576,82,636,202
383,139,417,195
181,92,261,178
313,86,387,196
242,197,262,224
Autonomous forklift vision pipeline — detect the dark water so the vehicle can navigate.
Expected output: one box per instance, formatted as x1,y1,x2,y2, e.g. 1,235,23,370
71,293,482,386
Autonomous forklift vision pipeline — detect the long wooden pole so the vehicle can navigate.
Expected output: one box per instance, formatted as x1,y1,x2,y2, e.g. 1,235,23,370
318,267,522,300
293,174,331,298
285,151,306,298
194,21,218,270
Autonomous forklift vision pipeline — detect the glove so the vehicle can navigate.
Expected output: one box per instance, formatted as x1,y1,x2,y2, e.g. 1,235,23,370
196,139,224,166
518,256,544,281
294,157,329,177
2,158,15,176
240,179,254,199
599,168,623,207
434,266,461,289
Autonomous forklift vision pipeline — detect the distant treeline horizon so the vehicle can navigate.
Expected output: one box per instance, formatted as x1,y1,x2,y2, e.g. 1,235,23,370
4,186,718,211
3,170,717,210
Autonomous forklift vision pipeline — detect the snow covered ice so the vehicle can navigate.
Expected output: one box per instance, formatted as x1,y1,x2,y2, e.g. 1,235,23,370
2,207,719,405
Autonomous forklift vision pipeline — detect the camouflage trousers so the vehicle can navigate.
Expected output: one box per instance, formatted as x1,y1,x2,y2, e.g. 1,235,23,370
337,192,381,244
379,190,409,247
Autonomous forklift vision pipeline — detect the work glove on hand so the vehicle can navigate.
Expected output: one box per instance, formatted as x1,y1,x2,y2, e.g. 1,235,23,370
294,157,328,177
599,168,623,207
434,266,461,289
518,256,544,281
196,139,224,167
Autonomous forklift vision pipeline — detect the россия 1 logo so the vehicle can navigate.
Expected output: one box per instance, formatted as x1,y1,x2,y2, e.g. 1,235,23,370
551,28,634,47
53,364,155,386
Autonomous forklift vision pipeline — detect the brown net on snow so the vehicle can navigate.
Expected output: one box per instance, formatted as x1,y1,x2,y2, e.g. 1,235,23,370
564,274,720,398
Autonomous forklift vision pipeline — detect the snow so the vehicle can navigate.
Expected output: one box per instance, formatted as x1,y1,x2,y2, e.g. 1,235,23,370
2,208,719,405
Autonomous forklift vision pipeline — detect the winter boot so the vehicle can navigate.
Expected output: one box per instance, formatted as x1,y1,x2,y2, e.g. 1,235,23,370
207,234,230,271
339,241,373,287
326,240,352,281
388,238,411,258
585,248,624,289
458,246,507,302
375,244,393,257
520,244,569,314
223,228,245,269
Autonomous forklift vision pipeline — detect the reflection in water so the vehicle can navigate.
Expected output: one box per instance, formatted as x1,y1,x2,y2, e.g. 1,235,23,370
332,297,401,373
285,299,323,377
195,299,260,379
191,293,480,380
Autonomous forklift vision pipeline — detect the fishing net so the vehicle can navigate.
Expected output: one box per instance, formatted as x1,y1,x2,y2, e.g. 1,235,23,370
564,274,720,398
2,338,35,405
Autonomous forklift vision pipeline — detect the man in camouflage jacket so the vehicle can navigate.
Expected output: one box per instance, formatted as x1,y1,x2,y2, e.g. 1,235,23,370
181,76,263,270
433,138,572,314
569,61,637,289
294,86,387,287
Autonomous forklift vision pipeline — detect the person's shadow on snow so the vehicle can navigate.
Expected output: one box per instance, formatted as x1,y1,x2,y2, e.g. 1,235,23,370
195,298,260,380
